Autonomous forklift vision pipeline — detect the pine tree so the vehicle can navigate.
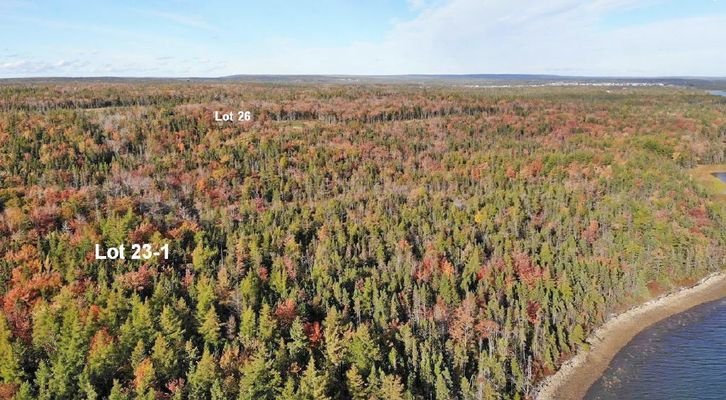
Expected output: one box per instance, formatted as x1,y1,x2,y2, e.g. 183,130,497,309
87,329,118,391
323,307,345,367
192,231,218,274
378,372,405,400
48,304,88,399
200,307,221,347
210,379,226,400
108,380,130,400
239,306,256,345
571,323,585,347
347,324,380,375
35,361,52,400
160,304,185,346
133,358,155,398
120,296,154,352
131,339,147,369
151,332,177,381
257,303,276,343
188,346,218,398
238,349,281,400
299,358,330,400
195,276,218,323
31,301,59,354
510,357,525,395
345,366,368,400
279,378,297,400
461,246,481,290
0,314,21,383
287,317,307,361
184,340,200,371
434,366,452,400
239,272,260,310
14,382,34,400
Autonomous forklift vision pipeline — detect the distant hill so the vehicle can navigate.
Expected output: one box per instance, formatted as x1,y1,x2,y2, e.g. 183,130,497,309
2,74,726,89
216,74,726,89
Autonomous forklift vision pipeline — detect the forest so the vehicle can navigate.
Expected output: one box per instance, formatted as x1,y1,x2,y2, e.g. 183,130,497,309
0,82,724,399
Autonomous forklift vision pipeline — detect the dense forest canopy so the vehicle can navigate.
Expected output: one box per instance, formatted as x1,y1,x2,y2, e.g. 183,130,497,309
0,83,724,399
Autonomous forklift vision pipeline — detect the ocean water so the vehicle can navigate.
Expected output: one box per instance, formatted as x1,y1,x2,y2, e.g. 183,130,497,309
585,298,726,400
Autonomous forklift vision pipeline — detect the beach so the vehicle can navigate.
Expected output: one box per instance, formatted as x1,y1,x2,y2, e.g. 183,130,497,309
535,271,726,400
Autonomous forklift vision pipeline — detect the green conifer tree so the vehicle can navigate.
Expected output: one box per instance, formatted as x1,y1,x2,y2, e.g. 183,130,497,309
298,358,331,400
199,307,221,347
238,349,281,400
0,315,22,383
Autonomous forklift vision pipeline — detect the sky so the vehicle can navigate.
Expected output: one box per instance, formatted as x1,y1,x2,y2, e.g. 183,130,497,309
1,0,725,78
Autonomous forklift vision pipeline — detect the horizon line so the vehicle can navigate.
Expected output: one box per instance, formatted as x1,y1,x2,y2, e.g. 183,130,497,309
2,73,726,81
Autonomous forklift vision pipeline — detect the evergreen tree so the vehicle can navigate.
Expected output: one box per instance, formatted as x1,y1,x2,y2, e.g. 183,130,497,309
287,317,307,361
199,307,221,347
238,306,256,345
238,349,281,400
0,315,21,383
188,346,217,399
378,372,405,400
108,380,130,400
151,332,177,381
345,366,368,400
323,307,345,367
133,358,155,398
48,304,88,399
160,304,185,346
299,358,331,400
347,324,381,375
279,378,297,400
192,232,218,274
257,303,276,343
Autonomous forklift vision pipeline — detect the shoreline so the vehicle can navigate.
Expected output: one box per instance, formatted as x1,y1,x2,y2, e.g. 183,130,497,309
535,270,726,400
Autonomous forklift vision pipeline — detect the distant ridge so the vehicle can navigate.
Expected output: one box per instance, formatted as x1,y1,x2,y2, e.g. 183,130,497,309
2,74,726,89
215,74,726,88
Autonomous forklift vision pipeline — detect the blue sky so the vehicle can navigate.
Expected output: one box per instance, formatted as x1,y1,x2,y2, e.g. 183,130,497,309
1,0,725,77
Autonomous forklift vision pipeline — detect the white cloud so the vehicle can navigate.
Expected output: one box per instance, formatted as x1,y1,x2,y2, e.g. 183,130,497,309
407,0,434,11
2,0,725,77
135,9,221,33
227,0,726,76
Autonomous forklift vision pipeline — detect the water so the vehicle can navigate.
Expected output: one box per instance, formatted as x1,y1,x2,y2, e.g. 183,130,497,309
708,90,726,97
713,172,726,184
585,298,726,400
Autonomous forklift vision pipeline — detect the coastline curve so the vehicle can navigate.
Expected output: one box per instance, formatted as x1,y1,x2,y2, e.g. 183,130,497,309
535,271,726,400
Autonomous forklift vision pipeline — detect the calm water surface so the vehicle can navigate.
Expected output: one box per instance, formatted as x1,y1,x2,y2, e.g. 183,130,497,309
708,90,726,97
586,298,726,400
713,172,726,184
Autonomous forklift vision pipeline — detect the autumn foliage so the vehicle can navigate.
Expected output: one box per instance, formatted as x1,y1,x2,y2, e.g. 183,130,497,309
0,82,724,399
